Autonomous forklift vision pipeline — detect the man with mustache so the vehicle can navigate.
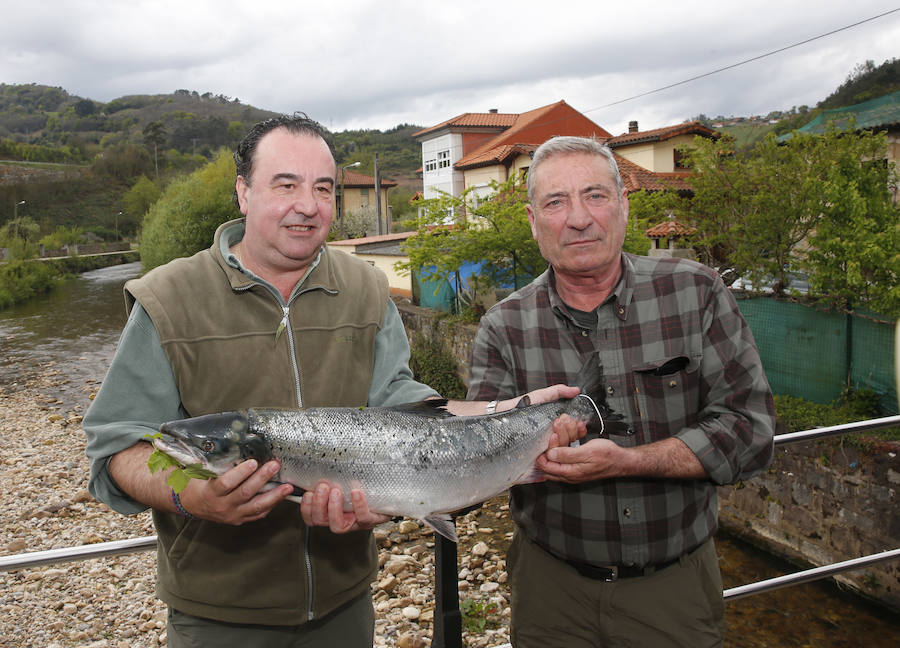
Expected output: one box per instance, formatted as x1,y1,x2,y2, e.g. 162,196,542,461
467,136,776,647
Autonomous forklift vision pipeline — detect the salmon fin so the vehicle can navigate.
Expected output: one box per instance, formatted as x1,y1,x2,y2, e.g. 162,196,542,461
514,465,548,485
385,399,453,418
423,514,458,542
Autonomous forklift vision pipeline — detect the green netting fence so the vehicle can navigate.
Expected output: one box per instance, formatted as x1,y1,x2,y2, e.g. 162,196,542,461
736,295,898,415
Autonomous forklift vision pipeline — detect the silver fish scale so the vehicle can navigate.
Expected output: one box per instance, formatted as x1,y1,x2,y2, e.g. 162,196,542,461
248,398,595,519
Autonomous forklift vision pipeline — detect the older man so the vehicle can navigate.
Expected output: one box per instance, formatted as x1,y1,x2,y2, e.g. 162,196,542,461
84,114,581,648
468,136,775,647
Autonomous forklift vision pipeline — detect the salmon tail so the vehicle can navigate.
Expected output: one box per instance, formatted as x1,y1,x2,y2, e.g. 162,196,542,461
573,355,606,406
571,355,626,437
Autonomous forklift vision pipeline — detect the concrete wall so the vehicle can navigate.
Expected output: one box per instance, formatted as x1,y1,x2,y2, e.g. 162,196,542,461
395,298,900,611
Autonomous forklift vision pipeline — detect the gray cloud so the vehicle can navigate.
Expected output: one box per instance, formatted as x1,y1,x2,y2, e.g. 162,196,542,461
0,1,897,135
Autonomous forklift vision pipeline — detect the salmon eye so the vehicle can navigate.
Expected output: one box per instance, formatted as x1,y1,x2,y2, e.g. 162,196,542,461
201,440,216,453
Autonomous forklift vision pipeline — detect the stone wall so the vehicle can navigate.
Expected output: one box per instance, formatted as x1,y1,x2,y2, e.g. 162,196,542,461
719,437,899,610
395,298,900,611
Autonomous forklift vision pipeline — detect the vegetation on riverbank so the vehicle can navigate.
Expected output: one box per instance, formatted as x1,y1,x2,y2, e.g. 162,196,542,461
774,388,900,445
0,252,139,310
0,260,59,309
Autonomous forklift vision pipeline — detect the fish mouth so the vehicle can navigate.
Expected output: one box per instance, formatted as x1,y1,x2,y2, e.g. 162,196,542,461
152,435,211,471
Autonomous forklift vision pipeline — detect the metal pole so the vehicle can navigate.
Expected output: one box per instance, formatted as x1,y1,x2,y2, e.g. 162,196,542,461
374,153,382,236
773,415,900,446
0,536,157,572
432,533,462,648
724,548,900,601
13,200,24,239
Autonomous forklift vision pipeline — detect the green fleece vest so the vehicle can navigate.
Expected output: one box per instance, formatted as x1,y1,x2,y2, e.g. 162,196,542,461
125,221,387,625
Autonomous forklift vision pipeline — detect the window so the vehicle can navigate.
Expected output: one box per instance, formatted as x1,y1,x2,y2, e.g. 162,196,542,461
425,158,437,172
674,148,687,169
438,149,450,169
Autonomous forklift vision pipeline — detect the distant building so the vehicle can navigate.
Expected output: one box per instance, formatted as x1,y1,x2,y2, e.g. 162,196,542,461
335,169,396,231
606,120,718,173
413,103,716,213
412,100,610,207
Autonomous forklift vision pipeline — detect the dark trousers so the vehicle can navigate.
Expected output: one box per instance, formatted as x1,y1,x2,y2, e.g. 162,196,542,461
508,532,725,648
166,591,375,648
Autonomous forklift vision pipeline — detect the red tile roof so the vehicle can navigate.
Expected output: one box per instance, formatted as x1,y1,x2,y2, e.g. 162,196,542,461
615,155,694,193
412,112,518,139
454,143,537,169
341,170,397,188
645,220,697,238
606,121,717,147
453,101,611,169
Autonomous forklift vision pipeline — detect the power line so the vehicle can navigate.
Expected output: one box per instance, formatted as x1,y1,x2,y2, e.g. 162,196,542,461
585,7,900,113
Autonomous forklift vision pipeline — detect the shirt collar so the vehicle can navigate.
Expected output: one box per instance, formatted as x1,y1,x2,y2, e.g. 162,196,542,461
547,255,634,327
217,219,327,298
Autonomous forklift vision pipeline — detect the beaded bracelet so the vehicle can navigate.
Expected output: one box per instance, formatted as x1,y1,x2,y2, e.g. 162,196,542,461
171,488,195,519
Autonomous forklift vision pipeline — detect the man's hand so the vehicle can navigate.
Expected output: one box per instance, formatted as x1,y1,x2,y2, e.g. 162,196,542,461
536,438,624,483
179,459,295,525
537,436,708,483
300,482,391,533
544,413,587,453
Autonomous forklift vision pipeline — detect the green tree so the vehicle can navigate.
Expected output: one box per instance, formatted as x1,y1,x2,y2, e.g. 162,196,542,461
39,225,83,250
139,150,239,271
684,128,900,315
123,175,162,220
801,130,900,316
143,120,167,179
398,174,546,293
624,190,691,256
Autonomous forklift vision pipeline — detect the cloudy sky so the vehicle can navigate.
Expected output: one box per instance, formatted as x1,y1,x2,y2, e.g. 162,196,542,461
1,1,898,135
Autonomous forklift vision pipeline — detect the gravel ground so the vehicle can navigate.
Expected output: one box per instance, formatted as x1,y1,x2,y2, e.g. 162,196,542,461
0,366,513,648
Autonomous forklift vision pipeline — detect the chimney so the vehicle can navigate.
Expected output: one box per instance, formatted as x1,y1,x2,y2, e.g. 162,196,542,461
628,120,639,133
489,108,498,114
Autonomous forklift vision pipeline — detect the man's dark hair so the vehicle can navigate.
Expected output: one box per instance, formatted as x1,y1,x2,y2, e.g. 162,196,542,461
233,112,336,185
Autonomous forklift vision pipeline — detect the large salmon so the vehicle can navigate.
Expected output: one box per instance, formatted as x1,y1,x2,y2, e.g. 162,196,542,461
153,357,621,541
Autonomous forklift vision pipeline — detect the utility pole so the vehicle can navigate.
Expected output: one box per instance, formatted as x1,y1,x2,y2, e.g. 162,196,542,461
13,200,25,239
374,153,382,235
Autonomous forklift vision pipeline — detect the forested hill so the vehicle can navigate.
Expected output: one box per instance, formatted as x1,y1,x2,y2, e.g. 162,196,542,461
0,84,424,179
0,85,281,159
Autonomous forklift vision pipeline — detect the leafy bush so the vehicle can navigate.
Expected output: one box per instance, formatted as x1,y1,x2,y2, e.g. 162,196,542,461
774,389,899,443
408,333,467,399
0,260,59,309
139,150,239,271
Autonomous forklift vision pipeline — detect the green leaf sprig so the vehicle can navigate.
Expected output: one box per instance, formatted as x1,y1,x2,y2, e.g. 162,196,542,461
144,433,218,493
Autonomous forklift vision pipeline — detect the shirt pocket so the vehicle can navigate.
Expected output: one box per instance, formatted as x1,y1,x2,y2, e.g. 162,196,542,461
631,351,702,443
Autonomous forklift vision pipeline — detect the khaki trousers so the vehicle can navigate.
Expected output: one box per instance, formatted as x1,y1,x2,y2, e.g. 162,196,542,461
166,592,374,648
508,532,725,648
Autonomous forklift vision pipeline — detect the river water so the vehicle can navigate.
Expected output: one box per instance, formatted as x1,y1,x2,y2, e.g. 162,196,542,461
0,263,897,646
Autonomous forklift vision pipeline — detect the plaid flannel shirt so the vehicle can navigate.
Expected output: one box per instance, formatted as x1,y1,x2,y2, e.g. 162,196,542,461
467,253,775,568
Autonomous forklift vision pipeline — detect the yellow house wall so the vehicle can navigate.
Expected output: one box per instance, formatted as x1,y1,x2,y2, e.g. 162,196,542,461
615,134,700,173
464,166,507,192
616,142,656,171
325,245,412,296
333,187,392,217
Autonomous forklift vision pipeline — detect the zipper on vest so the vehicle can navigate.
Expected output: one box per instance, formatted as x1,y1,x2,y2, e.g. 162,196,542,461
279,304,303,408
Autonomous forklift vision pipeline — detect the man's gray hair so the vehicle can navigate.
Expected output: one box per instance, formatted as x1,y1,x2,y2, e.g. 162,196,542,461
527,136,624,202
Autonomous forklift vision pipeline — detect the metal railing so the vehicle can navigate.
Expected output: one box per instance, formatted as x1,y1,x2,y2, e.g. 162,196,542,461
2,415,899,646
